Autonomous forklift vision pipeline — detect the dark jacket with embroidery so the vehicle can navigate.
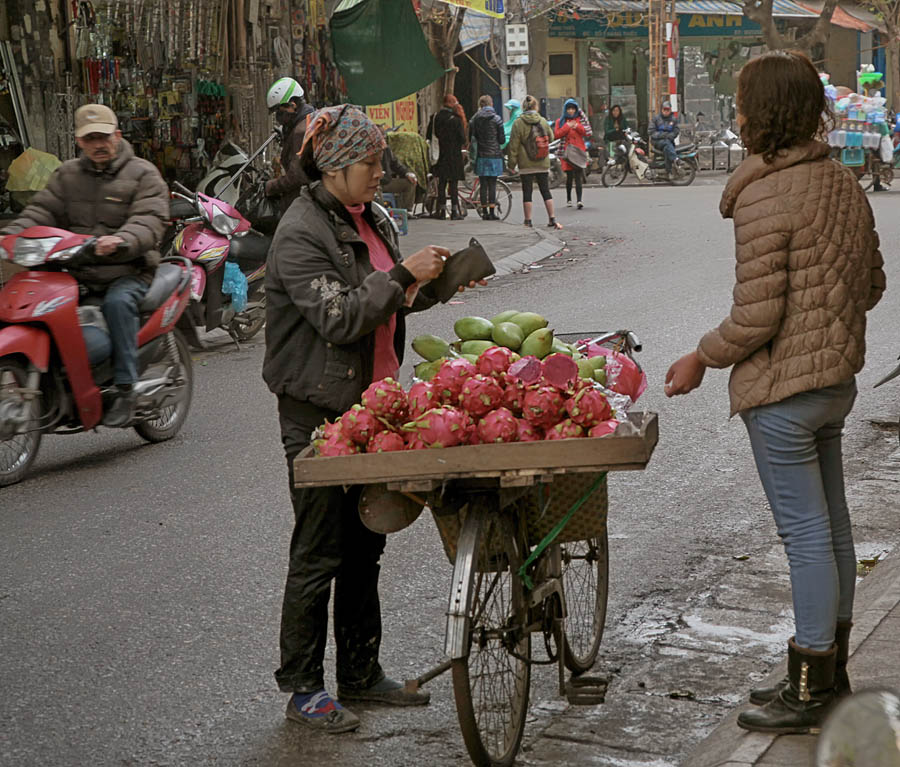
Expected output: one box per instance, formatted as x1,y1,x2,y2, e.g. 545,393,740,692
263,182,436,411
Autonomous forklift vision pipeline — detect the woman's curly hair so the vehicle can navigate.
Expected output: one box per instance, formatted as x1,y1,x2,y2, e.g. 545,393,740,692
737,51,832,164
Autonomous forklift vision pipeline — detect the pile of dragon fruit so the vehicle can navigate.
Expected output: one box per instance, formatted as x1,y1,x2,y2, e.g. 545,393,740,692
314,347,630,456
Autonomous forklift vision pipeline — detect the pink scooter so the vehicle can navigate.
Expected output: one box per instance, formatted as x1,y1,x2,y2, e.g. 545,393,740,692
169,180,270,347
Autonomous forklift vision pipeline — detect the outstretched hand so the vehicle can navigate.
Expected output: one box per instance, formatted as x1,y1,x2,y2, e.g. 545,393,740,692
665,351,706,397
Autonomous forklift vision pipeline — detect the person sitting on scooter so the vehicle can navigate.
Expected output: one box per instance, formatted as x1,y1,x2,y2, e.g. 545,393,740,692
650,100,680,178
604,104,629,148
265,77,316,214
0,103,168,427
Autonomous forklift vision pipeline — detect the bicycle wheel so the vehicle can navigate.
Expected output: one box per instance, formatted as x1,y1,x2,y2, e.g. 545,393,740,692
561,529,609,673
452,502,531,767
494,180,513,221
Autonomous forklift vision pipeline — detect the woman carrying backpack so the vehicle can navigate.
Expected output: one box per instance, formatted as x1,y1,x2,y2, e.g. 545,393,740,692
554,98,591,209
507,95,561,229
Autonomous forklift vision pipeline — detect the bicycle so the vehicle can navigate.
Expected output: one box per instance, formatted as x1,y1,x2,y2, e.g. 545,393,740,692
456,176,513,221
294,330,656,767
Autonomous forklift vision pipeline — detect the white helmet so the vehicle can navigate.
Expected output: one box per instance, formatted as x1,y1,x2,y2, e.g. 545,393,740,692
267,77,304,110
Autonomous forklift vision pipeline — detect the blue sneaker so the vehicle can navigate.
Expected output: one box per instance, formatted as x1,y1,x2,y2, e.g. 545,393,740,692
285,690,360,734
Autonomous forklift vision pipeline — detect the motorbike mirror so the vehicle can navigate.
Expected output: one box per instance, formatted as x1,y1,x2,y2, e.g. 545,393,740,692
816,689,900,766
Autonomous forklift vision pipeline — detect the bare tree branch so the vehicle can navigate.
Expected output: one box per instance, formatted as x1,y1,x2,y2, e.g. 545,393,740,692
742,0,839,52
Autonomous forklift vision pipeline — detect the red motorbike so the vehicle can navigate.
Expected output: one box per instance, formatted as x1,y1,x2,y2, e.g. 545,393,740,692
0,227,194,487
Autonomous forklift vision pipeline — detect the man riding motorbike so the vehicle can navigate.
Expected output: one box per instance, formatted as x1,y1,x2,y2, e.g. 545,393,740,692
650,100,680,178
265,77,316,214
0,103,169,427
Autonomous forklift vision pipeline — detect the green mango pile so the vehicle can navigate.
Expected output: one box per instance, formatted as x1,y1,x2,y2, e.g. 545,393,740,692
411,311,607,385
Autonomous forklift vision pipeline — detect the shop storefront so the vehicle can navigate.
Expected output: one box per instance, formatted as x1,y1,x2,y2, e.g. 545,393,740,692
0,0,344,201
545,0,821,135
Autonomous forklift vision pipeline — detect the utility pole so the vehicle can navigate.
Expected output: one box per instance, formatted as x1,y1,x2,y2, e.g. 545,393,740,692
648,0,677,123
505,0,529,103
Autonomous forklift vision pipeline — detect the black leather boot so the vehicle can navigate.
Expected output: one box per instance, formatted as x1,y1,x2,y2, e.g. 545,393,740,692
450,203,464,221
750,620,852,705
738,638,836,735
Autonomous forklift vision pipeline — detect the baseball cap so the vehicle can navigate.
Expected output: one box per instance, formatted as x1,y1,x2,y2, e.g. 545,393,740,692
662,100,672,109
75,104,118,138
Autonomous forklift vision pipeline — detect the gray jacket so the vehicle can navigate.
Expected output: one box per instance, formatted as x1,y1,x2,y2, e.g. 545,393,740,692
650,112,680,143
263,182,437,412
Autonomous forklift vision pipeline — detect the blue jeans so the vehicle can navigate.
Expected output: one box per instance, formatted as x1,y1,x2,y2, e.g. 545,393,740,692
740,379,858,651
654,138,677,173
102,276,149,386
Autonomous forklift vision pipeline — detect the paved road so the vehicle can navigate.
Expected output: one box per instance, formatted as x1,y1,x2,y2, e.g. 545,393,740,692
3,181,900,767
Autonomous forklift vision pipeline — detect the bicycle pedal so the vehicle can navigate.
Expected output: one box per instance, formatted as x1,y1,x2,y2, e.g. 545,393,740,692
565,675,609,705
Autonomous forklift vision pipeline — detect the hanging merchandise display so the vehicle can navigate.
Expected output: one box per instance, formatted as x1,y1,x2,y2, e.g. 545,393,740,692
330,0,447,106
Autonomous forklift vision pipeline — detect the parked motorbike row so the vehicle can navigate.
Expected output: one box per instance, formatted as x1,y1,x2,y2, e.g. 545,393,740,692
0,138,276,487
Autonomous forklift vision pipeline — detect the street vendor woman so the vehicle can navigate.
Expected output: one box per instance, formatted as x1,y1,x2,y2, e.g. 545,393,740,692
262,104,483,733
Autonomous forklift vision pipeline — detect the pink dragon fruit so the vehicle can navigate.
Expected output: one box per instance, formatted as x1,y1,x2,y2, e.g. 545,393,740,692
522,386,566,430
458,374,504,418
315,434,361,456
340,405,385,445
477,346,515,377
565,387,613,428
545,419,585,440
541,353,579,390
477,407,518,443
406,436,429,450
507,355,542,385
500,375,525,416
402,406,468,448
588,420,618,438
407,381,439,419
515,418,542,442
318,420,344,441
367,430,406,452
432,358,478,403
361,377,409,424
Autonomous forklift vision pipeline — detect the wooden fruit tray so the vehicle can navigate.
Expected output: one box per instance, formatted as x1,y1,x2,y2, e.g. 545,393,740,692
293,411,658,492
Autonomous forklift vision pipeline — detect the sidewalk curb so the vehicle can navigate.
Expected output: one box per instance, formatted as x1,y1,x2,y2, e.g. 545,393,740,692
491,228,566,277
683,551,900,766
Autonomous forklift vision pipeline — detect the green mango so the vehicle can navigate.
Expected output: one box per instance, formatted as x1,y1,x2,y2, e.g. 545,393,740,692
460,340,496,356
461,354,479,364
411,334,451,362
593,368,608,386
589,356,607,371
551,337,573,357
577,359,595,379
415,358,446,382
454,316,494,341
520,328,554,359
490,309,521,325
510,312,549,338
491,322,525,351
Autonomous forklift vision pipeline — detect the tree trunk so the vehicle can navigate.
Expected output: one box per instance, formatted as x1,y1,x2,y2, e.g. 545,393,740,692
742,0,839,54
889,32,900,112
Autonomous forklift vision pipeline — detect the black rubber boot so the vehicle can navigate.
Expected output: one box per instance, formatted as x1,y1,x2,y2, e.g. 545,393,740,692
738,638,836,735
750,621,852,705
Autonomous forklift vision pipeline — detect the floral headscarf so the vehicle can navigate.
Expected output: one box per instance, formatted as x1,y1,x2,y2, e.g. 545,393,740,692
299,104,386,172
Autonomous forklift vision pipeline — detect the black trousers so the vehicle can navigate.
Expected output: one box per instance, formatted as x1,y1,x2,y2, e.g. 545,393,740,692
274,396,386,694
521,172,552,203
479,175,498,207
565,169,583,202
437,176,459,211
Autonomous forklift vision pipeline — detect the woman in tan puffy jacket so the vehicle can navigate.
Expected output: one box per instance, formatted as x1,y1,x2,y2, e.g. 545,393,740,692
665,51,885,735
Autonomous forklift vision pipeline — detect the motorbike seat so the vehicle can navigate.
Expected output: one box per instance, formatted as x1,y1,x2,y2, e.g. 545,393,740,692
169,198,196,219
140,263,183,312
677,144,696,153
228,232,271,269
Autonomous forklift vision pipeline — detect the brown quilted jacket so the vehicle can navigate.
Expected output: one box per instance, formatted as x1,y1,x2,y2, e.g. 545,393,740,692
697,142,885,415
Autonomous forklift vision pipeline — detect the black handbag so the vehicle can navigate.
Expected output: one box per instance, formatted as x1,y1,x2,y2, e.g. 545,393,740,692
240,181,280,235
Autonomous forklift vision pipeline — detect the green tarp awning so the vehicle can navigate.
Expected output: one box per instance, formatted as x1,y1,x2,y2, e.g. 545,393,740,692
331,0,447,106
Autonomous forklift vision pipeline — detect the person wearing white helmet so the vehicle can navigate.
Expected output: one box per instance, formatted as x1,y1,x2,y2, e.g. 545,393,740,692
265,77,316,213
